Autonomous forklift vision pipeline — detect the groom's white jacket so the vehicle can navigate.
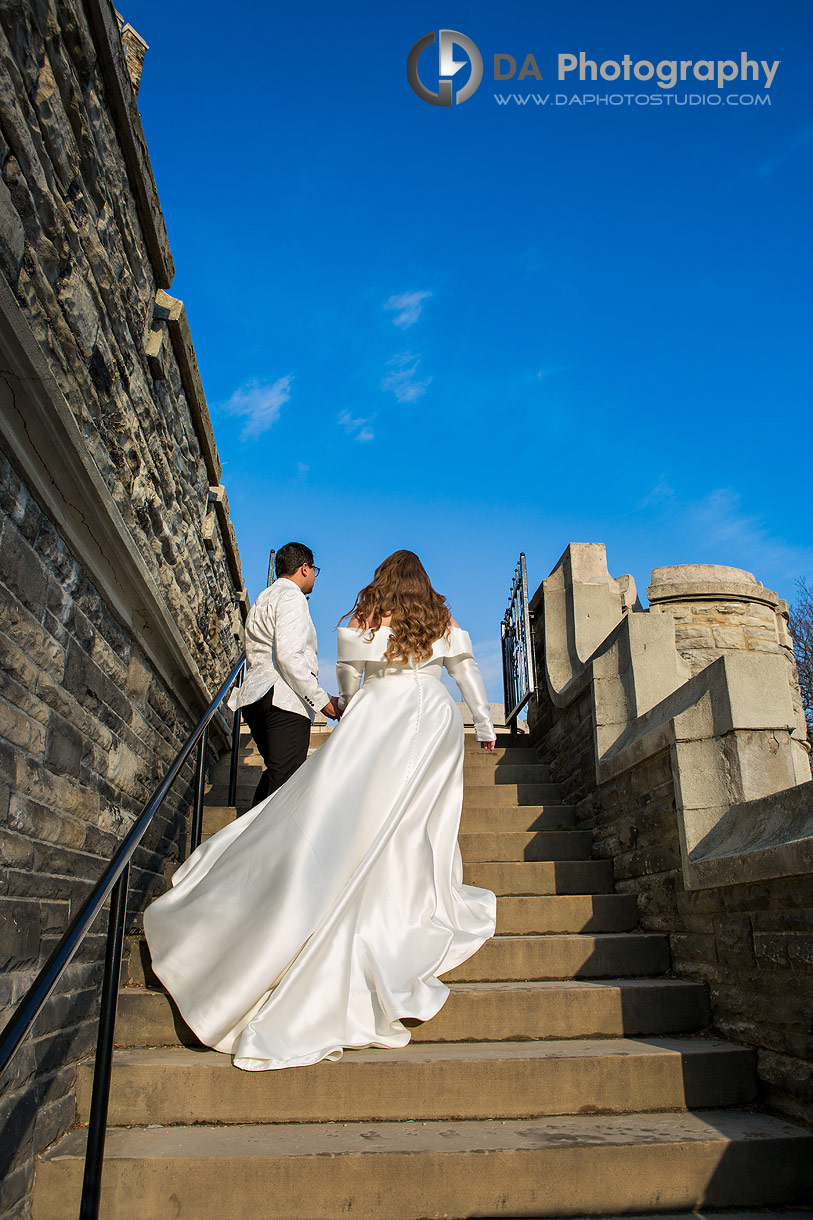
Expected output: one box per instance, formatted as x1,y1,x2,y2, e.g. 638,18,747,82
227,579,330,720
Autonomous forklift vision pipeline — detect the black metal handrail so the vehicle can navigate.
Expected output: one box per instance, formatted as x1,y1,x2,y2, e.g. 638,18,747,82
501,552,536,728
0,650,246,1219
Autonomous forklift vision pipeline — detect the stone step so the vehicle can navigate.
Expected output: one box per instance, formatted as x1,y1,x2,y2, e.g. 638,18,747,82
236,730,528,748
442,932,670,982
463,782,564,805
206,780,566,807
80,1038,757,1127
122,925,666,992
121,893,640,989
200,802,578,836
216,755,551,782
122,925,666,991
115,977,710,1049
463,804,577,832
214,766,556,795
34,1110,813,1220
457,830,593,862
463,859,615,894
232,730,529,753
158,861,617,904
496,893,639,933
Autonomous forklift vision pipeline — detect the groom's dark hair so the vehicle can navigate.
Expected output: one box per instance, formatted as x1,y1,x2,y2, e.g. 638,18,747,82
276,542,314,578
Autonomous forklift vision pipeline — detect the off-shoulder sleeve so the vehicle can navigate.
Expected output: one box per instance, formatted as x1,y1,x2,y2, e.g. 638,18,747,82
335,627,377,711
336,658,363,711
442,628,497,742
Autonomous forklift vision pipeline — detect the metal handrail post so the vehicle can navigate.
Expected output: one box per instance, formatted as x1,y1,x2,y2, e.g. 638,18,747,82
519,553,535,699
78,861,130,1220
501,553,535,728
190,728,208,853
227,662,244,808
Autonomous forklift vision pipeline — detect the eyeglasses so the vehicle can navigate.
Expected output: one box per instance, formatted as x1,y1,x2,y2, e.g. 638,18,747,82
310,565,321,577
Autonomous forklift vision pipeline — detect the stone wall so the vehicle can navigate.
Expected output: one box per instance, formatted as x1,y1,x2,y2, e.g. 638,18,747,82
528,545,813,1127
0,2,246,1215
574,749,813,1126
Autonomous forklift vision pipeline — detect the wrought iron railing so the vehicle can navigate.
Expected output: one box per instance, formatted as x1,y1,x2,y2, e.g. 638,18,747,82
0,651,246,1219
501,552,536,727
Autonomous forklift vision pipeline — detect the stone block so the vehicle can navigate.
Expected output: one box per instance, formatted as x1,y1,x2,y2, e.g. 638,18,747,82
713,914,756,966
0,699,47,754
670,931,718,964
3,866,95,904
745,638,781,654
674,625,714,646
35,670,113,753
0,828,34,869
787,935,813,969
125,650,151,709
105,737,141,790
744,624,778,641
751,908,813,935
0,629,41,692
753,932,794,969
8,793,85,849
32,1090,75,1152
0,1162,33,1219
690,602,747,617
0,168,25,280
33,517,80,588
0,581,64,676
45,714,82,776
63,639,132,726
723,875,813,913
712,626,746,649
0,521,46,616
0,904,40,970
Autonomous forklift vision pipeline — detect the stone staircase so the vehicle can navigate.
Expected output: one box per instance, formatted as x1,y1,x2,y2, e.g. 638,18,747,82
32,728,813,1218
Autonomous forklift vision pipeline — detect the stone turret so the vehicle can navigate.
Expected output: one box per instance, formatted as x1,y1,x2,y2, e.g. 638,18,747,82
647,564,808,756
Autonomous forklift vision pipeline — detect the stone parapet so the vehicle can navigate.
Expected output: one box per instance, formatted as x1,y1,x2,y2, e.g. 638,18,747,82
528,543,813,1124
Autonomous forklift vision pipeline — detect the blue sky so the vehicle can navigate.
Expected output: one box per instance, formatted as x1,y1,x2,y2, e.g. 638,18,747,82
124,0,812,700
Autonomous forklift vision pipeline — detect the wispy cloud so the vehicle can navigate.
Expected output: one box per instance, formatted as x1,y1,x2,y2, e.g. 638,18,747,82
636,477,676,512
381,352,431,404
338,409,375,442
384,290,431,329
637,482,813,585
537,363,572,381
220,375,292,440
758,124,813,177
688,489,813,579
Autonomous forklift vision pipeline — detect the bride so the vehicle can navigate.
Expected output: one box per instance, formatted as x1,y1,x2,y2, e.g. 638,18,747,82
143,550,498,1071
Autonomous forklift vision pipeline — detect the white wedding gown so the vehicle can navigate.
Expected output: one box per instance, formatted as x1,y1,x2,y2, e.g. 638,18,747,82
143,624,497,1071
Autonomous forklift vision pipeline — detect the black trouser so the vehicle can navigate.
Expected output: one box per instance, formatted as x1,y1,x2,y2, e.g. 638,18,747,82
240,686,311,811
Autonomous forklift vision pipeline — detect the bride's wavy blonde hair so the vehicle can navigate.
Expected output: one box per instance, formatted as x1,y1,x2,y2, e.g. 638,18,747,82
340,550,452,665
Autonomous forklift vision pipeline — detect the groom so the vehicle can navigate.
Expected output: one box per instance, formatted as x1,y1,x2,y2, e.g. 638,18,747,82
228,542,341,810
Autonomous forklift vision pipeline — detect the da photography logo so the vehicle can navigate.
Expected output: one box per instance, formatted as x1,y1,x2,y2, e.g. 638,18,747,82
407,30,483,106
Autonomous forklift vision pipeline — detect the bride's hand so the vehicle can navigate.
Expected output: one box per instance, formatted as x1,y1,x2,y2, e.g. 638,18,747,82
481,739,496,753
